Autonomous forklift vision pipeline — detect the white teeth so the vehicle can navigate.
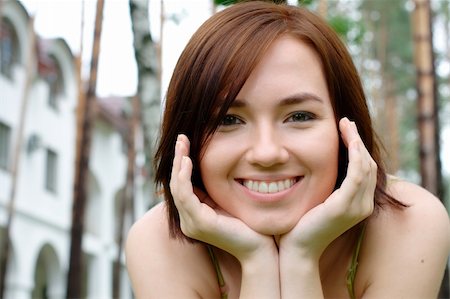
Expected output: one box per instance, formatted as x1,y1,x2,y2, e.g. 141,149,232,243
244,180,252,190
258,182,268,193
268,182,278,193
242,178,296,194
278,181,285,191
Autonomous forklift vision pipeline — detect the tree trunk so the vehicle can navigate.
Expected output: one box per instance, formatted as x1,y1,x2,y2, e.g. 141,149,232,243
318,0,327,18
66,0,104,297
129,0,160,204
112,95,138,299
375,10,400,173
385,77,399,173
411,0,442,196
0,16,36,299
411,3,446,295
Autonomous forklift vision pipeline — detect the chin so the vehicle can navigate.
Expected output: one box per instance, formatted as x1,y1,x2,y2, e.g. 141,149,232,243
249,219,298,236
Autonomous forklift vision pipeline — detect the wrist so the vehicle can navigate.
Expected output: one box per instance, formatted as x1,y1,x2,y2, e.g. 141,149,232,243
279,234,323,263
239,243,280,299
280,248,319,275
279,248,323,299
239,240,278,270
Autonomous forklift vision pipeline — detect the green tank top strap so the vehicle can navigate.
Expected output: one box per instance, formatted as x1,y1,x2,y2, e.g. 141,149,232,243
346,222,367,299
206,245,228,299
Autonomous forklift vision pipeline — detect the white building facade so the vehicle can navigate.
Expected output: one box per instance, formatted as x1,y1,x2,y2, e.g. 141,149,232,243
0,1,153,298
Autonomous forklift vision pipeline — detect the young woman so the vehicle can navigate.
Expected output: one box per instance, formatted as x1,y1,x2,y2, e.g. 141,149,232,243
126,2,450,298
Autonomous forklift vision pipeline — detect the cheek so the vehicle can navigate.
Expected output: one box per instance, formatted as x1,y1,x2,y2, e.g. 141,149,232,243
299,128,339,162
199,141,234,189
319,131,339,175
301,129,340,186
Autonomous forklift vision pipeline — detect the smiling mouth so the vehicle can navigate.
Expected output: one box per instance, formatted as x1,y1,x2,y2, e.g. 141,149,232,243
238,177,301,194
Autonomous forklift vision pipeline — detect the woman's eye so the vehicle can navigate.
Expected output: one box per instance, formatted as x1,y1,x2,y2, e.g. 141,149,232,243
286,111,315,122
220,114,243,126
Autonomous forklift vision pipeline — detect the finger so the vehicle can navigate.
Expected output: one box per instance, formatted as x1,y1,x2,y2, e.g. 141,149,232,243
177,156,220,239
338,121,376,218
361,156,377,214
177,134,190,157
338,139,365,200
170,134,190,192
339,117,359,148
344,120,373,173
339,118,373,187
176,155,202,214
170,140,182,191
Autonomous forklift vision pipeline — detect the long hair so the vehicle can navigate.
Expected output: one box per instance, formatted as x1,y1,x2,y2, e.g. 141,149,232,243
154,1,406,240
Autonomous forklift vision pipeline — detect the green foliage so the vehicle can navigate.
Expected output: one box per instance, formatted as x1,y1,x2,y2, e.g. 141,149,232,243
210,0,432,178
357,0,418,176
328,15,365,44
360,0,414,94
328,15,351,36
214,0,237,6
214,0,287,5
298,0,314,6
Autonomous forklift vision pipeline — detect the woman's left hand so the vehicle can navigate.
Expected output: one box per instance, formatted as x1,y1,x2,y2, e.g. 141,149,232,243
279,117,377,260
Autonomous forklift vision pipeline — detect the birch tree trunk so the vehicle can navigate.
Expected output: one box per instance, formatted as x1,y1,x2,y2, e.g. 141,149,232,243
66,0,104,297
129,0,160,203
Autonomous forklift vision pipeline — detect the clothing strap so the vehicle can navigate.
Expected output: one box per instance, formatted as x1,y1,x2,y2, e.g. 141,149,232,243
206,245,228,299
346,222,367,299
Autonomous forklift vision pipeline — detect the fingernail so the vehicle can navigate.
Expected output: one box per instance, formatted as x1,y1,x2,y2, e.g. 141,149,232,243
177,134,182,141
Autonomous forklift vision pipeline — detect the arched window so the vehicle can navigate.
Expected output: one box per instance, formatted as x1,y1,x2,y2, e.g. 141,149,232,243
0,17,20,78
39,53,65,110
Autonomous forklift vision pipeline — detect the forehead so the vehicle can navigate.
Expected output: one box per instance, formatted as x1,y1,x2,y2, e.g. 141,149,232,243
235,36,331,108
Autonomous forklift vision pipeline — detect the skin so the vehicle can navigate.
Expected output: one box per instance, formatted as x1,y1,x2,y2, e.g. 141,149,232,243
199,36,339,237
126,36,450,299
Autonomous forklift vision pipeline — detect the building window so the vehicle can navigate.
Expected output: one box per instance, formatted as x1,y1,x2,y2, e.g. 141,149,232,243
0,122,11,170
39,54,64,110
0,17,20,78
45,149,58,193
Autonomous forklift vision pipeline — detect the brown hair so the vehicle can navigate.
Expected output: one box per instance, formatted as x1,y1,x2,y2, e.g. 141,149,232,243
154,1,406,240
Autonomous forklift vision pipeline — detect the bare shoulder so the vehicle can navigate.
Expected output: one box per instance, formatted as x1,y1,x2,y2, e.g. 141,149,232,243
125,202,219,298
358,177,450,298
386,178,449,241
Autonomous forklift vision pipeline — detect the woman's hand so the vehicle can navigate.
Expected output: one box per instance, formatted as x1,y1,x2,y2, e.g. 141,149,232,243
280,117,377,260
278,117,376,298
171,134,281,299
170,134,277,263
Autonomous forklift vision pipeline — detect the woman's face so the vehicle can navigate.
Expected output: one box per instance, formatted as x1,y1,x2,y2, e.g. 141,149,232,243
199,36,339,236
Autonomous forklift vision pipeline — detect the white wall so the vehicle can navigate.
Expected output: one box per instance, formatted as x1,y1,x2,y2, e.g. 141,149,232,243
1,1,142,298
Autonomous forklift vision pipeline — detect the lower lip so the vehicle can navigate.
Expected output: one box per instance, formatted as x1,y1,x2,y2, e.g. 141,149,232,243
237,177,303,203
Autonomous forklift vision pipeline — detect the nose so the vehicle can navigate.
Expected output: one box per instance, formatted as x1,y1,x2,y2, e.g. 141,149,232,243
245,123,289,167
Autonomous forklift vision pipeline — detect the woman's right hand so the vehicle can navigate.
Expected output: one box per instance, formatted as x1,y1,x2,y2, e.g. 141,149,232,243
170,134,277,263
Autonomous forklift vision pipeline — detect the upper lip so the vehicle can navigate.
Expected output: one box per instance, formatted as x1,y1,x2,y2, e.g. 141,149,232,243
235,175,302,182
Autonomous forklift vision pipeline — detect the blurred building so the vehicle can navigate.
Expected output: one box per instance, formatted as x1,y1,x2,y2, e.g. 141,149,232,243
0,1,154,298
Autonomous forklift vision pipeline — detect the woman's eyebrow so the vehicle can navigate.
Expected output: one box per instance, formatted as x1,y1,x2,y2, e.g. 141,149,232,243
232,92,324,108
229,99,247,108
279,92,324,106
